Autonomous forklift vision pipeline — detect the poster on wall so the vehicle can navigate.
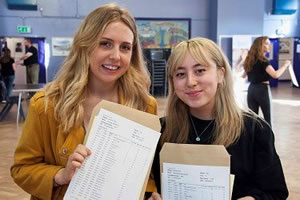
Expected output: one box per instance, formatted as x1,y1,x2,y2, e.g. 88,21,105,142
278,38,294,60
232,35,253,73
135,18,191,48
52,37,73,56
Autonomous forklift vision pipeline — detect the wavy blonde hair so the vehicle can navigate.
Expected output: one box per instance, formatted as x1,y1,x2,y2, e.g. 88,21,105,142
44,3,151,133
244,36,269,72
161,37,244,147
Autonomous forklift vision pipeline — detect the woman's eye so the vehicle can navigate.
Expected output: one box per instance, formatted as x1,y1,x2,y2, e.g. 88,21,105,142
121,44,131,51
175,72,185,78
195,69,205,75
99,41,112,48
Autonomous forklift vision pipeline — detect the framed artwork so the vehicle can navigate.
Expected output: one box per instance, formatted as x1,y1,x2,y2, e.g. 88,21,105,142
135,18,191,48
52,37,73,56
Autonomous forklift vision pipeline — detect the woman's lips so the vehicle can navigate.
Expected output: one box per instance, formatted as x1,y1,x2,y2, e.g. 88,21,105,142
186,90,202,97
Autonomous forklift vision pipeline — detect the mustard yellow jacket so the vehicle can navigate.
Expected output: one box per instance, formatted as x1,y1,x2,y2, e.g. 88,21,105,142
11,91,158,200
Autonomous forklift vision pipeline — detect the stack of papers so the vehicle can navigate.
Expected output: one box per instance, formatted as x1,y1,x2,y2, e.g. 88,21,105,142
64,100,161,200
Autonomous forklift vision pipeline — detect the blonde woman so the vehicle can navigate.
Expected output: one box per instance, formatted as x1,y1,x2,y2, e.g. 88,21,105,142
243,36,291,126
149,38,288,200
11,3,157,199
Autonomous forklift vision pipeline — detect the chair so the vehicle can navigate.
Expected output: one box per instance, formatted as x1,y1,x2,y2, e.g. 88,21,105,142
151,59,168,96
0,96,25,121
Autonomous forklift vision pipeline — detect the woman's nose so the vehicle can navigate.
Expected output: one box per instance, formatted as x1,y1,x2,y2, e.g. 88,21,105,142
109,47,120,60
187,73,197,87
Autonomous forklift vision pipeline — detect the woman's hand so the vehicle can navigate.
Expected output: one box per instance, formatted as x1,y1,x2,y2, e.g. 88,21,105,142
283,60,291,68
237,196,255,200
148,192,162,200
54,144,91,185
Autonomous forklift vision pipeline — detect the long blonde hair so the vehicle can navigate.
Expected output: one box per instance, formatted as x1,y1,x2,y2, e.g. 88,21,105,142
244,36,269,72
44,3,151,133
161,37,244,147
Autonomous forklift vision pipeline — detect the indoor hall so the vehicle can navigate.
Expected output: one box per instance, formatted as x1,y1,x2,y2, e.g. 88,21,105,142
1,82,300,199
1,0,300,199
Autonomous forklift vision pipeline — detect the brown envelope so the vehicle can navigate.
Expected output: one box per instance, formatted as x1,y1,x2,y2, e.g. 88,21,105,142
160,143,231,199
84,100,161,200
160,143,230,168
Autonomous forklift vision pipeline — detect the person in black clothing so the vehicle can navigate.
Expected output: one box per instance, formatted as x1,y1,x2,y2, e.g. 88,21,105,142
243,36,290,127
0,66,7,102
148,37,288,200
19,38,39,84
0,48,16,100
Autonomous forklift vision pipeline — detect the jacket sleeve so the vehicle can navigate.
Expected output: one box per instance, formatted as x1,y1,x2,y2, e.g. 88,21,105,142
146,95,158,115
245,119,289,200
10,97,63,200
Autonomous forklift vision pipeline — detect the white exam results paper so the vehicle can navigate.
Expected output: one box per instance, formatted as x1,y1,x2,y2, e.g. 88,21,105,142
162,163,230,200
289,64,299,87
64,109,160,200
160,143,231,200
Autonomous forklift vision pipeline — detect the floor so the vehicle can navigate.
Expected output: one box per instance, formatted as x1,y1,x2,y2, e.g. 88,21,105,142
0,82,299,199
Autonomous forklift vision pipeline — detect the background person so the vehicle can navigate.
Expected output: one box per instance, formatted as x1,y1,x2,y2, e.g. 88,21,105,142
0,48,16,100
243,36,291,126
149,37,288,200
19,38,40,84
11,3,157,200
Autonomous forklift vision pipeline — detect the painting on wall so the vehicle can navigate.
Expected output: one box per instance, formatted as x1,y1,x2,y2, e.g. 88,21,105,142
52,37,73,56
136,18,191,49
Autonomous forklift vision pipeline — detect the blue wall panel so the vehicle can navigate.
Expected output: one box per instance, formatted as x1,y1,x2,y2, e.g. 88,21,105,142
272,0,298,15
6,0,37,10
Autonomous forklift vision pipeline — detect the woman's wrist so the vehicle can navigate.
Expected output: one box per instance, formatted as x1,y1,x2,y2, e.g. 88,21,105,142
54,168,66,186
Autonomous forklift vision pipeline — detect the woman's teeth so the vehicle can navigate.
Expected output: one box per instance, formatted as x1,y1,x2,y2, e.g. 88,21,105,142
103,65,118,70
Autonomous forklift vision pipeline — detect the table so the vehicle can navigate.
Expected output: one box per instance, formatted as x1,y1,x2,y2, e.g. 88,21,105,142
12,84,45,124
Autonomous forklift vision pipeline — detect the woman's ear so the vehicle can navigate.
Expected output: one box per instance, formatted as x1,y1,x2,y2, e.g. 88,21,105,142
218,67,225,84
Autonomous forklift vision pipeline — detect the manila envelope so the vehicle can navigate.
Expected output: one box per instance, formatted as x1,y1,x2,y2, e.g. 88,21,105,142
84,100,161,200
160,143,232,199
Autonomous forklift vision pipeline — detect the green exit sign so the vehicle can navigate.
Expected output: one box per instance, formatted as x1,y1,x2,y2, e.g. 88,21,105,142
17,26,31,34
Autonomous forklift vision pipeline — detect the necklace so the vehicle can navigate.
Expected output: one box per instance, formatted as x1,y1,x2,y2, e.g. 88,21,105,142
189,115,214,142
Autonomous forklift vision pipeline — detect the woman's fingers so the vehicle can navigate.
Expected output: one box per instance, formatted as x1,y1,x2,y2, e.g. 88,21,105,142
74,144,92,157
62,144,92,183
69,152,85,165
68,144,91,164
148,192,162,200
71,160,83,169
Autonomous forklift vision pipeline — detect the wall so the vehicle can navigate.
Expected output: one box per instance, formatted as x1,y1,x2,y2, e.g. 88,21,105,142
264,0,299,37
216,0,265,40
0,0,211,81
1,0,300,81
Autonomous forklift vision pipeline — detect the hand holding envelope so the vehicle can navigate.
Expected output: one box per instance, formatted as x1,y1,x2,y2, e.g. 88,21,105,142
64,100,161,200
54,144,91,186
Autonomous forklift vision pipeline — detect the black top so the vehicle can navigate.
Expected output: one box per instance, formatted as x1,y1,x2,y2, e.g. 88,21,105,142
24,46,38,65
0,58,15,76
152,114,288,200
247,60,271,84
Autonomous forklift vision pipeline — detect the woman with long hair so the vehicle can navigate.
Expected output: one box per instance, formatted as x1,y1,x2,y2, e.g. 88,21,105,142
243,36,290,126
149,37,288,200
11,3,157,199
